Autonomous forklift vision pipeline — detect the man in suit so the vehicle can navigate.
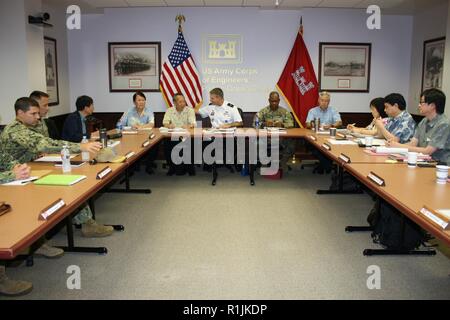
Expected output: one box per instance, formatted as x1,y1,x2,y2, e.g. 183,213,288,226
29,91,60,140
62,95,94,142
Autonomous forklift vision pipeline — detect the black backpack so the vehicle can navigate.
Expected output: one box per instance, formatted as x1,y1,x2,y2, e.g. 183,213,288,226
329,172,362,191
371,200,426,251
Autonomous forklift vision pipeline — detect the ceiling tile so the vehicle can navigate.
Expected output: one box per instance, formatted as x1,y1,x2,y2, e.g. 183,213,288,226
204,0,244,6
82,0,129,7
317,0,363,8
125,0,167,6
165,0,204,5
279,0,322,8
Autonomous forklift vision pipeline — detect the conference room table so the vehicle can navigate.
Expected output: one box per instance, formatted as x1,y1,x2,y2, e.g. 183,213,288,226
0,130,163,260
345,163,450,248
0,127,448,261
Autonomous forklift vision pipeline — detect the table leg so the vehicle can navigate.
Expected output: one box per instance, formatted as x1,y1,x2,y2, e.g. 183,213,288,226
57,217,108,255
107,168,151,194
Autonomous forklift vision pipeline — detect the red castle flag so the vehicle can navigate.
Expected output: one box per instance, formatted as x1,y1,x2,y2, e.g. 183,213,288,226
276,20,318,127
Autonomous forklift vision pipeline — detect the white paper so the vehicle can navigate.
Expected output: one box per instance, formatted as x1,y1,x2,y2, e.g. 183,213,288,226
68,176,87,185
168,128,187,133
35,155,76,162
2,176,39,186
203,128,236,134
159,127,187,133
375,147,408,154
108,141,120,148
327,139,357,145
121,130,138,135
437,209,450,220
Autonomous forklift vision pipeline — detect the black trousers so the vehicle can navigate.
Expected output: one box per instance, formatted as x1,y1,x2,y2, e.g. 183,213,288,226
164,139,195,174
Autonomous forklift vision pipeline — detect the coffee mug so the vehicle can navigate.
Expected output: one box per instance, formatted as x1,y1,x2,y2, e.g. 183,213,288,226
407,152,418,167
436,165,449,184
329,128,337,137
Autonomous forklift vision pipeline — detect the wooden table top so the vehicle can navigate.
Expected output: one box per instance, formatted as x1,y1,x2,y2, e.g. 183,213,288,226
305,134,397,164
0,130,164,259
345,163,450,246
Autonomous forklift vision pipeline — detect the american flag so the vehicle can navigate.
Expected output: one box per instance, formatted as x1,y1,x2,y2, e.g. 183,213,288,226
160,31,203,108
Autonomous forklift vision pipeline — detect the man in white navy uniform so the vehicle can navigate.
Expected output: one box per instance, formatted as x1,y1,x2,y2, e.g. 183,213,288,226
195,87,243,128
195,88,243,172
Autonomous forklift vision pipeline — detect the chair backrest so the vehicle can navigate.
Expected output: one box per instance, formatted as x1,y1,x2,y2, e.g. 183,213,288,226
237,107,244,120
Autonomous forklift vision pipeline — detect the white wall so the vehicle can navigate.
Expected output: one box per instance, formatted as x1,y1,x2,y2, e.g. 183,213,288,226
408,0,448,115
25,0,46,97
67,7,413,114
0,0,46,124
441,0,450,118
43,0,71,116
302,8,413,114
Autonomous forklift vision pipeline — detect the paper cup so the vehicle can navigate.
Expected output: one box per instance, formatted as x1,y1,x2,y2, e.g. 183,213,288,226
407,152,418,167
436,165,449,184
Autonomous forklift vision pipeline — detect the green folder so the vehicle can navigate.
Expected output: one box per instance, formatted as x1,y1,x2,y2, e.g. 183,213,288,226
34,175,87,186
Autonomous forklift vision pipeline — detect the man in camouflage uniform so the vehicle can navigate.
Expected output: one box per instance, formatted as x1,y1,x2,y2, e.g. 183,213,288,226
29,91,60,140
255,91,295,173
0,97,112,237
0,158,34,296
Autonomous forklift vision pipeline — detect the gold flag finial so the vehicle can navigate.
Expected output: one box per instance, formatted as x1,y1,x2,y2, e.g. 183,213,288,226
176,14,185,32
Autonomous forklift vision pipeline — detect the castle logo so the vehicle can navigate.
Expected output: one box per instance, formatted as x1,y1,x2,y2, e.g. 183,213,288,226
202,34,242,64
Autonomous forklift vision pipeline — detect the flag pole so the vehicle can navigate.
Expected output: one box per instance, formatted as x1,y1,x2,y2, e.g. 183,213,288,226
176,14,185,33
299,16,303,36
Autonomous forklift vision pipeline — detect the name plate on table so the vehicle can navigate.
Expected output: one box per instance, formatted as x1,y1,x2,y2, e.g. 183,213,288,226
321,143,331,151
96,166,112,180
339,153,351,163
309,135,317,141
336,133,347,139
419,206,450,230
149,133,155,139
125,151,135,160
142,140,150,148
39,198,66,220
367,171,386,186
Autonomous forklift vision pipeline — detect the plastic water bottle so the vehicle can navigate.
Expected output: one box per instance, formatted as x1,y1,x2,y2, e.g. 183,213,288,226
61,144,71,173
116,119,122,133
254,114,260,129
81,136,90,161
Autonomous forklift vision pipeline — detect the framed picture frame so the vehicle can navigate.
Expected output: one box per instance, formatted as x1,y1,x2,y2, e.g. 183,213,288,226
108,42,161,92
44,37,59,106
421,37,445,92
318,42,371,92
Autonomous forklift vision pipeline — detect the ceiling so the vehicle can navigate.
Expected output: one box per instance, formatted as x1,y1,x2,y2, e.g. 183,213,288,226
47,0,448,14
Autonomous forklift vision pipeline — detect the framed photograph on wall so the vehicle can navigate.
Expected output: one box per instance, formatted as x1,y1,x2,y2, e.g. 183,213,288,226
108,42,161,92
44,37,59,106
319,42,371,92
421,37,445,92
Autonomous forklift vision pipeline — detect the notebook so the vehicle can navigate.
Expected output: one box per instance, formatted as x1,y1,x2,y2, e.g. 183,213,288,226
34,175,87,186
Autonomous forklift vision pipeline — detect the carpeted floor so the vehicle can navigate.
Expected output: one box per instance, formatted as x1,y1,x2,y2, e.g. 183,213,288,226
4,165,450,299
